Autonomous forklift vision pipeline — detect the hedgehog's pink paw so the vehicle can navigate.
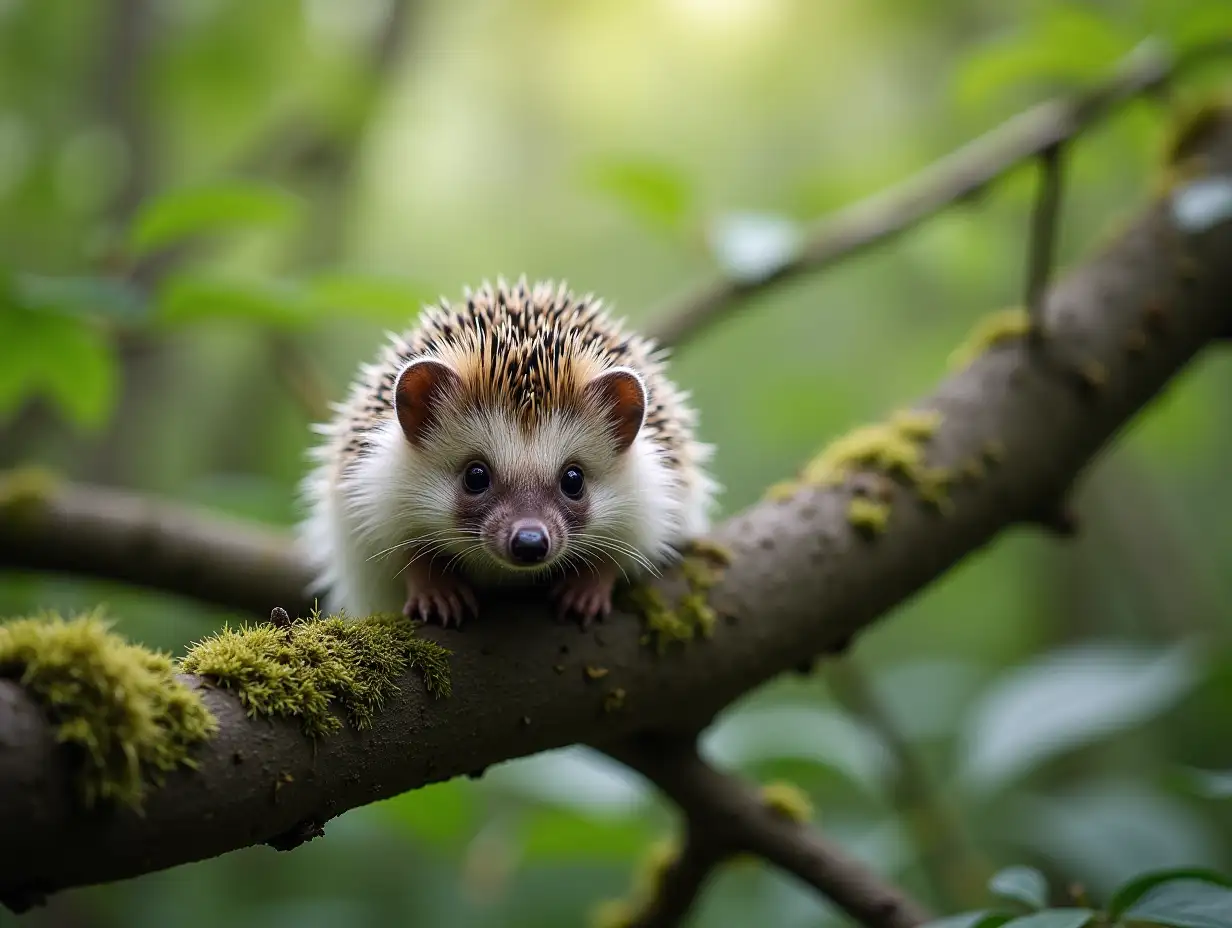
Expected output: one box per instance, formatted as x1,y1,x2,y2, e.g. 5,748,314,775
552,567,617,631
402,569,477,629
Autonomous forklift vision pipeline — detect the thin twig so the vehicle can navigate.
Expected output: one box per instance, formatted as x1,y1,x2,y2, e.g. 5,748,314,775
86,0,166,488
826,661,992,911
238,0,415,181
608,737,931,928
626,827,729,928
648,38,1232,350
1025,144,1065,346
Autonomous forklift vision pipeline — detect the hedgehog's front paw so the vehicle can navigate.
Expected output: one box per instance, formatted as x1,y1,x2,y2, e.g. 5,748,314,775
552,566,617,631
402,568,478,629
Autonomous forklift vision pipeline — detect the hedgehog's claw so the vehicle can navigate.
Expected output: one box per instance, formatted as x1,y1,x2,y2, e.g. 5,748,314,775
403,567,476,629
552,567,617,631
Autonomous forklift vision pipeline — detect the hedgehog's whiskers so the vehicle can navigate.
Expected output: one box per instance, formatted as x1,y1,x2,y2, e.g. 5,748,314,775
368,527,478,563
570,532,658,579
389,531,482,580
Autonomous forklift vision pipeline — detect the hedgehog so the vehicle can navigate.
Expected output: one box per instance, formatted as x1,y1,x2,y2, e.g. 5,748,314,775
297,277,718,630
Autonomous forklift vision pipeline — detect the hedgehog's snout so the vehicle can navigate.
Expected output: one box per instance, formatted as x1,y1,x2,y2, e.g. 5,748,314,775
507,519,551,565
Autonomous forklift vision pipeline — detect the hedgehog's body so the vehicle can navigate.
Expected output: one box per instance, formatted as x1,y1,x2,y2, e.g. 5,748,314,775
298,279,717,628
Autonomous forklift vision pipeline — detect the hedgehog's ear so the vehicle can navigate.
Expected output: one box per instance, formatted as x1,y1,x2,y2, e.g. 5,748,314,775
586,366,646,454
395,358,460,447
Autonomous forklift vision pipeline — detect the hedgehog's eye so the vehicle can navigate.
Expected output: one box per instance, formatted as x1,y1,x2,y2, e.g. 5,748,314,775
462,460,491,494
559,464,585,500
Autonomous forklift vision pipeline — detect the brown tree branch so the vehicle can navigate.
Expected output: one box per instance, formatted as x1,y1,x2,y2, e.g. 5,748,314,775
1,88,1231,915
624,826,728,928
0,478,310,618
609,737,930,928
647,38,1230,349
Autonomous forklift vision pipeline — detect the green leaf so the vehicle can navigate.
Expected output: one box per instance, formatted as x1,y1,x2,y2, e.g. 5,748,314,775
156,274,311,328
304,271,431,322
50,316,118,429
128,181,302,257
1008,783,1221,899
1000,910,1094,928
871,657,984,743
953,7,1130,111
483,747,648,813
1122,879,1232,928
0,305,118,431
0,311,44,419
520,808,657,863
1171,6,1232,47
990,865,1050,910
16,274,148,323
920,912,1015,928
959,642,1200,793
1110,869,1232,919
582,156,693,233
701,705,894,798
378,779,474,847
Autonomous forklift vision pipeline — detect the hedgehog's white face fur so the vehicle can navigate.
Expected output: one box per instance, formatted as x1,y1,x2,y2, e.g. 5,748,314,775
357,356,662,582
298,278,717,621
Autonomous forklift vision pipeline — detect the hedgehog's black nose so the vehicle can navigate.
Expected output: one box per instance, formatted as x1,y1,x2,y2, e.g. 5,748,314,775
509,522,550,565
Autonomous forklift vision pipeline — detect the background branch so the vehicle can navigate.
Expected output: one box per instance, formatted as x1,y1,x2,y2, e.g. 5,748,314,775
97,0,155,225
1,107,1230,905
647,38,1229,349
130,0,417,283
610,737,931,928
1024,145,1065,343
0,477,310,618
624,825,729,928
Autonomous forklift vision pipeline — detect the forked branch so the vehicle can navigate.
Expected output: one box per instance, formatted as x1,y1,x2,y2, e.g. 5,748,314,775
609,736,930,928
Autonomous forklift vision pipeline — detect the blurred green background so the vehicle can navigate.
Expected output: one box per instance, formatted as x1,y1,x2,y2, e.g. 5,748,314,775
3,1,1232,926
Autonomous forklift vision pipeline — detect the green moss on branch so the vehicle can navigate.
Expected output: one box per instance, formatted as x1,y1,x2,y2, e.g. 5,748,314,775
765,407,950,521
623,543,729,655
591,836,682,928
180,610,451,738
760,780,814,823
0,466,58,526
0,611,217,809
948,307,1032,372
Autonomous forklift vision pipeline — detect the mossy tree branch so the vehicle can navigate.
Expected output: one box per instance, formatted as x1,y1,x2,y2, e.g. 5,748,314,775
2,92,1232,924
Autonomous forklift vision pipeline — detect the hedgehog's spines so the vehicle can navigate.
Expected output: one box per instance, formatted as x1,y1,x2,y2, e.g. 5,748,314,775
320,279,706,494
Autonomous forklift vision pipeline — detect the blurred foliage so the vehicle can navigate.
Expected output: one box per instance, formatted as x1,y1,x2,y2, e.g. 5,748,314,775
921,865,1232,928
2,0,1232,926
